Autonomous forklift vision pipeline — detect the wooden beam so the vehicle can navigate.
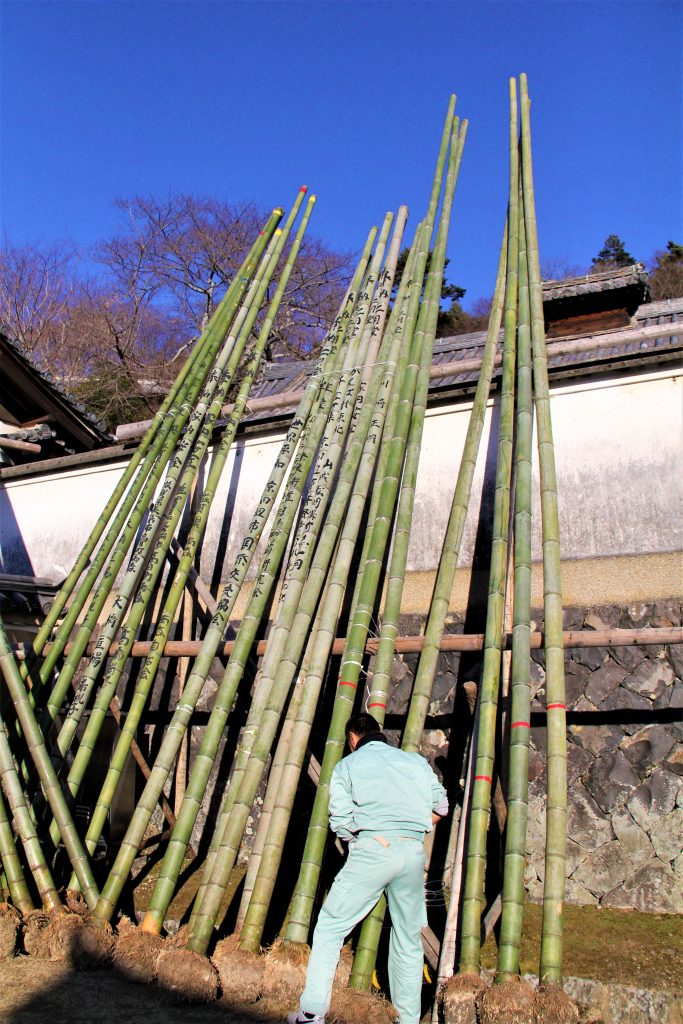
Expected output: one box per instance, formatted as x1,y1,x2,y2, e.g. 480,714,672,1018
12,626,683,662
0,436,41,453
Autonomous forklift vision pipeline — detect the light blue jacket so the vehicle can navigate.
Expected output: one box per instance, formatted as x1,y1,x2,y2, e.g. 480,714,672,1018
328,738,448,841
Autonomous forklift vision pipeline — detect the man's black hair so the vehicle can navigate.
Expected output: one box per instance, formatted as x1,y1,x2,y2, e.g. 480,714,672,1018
345,712,382,739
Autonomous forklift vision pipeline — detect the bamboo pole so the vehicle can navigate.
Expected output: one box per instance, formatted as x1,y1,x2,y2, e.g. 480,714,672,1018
285,98,459,947
96,233,378,926
27,212,283,709
138,238,378,934
459,82,520,973
348,119,468,990
182,226,392,936
520,72,568,985
0,786,33,914
11,625,679,664
235,211,414,951
186,213,398,954
59,192,312,864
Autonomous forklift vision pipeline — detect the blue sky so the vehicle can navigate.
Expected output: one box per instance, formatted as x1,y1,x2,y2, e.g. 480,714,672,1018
1,0,681,308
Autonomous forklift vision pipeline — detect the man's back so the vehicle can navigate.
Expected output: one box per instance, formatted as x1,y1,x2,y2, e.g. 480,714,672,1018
329,738,446,840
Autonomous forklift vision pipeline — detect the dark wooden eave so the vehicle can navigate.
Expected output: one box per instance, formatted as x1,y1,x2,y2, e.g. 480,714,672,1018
0,332,112,460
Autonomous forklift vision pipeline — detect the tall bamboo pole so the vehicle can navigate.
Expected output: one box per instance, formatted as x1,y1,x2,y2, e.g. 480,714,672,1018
519,72,568,984
140,237,377,934
186,214,398,954
285,98,459,946
348,119,468,991
422,232,509,1004
0,786,33,914
29,212,283,710
235,210,414,951
223,228,423,948
182,226,392,934
47,223,285,775
95,235,378,926
458,84,520,974
496,162,534,982
60,193,313,872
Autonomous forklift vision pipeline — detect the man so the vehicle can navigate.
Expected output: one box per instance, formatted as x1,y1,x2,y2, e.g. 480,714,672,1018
288,712,448,1024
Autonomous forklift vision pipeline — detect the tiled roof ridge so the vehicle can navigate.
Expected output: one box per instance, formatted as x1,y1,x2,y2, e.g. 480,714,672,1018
541,262,645,290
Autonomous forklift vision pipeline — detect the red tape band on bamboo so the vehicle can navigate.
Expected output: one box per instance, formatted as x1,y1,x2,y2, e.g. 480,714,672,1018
368,702,386,709
339,681,358,689
547,703,566,710
511,721,531,728
474,775,493,783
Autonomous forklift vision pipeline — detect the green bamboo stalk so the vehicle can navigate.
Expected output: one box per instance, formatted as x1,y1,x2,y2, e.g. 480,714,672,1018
519,72,567,985
458,92,520,974
348,120,468,991
187,215,414,929
0,621,99,907
139,235,378,935
496,179,533,981
95,233,379,927
143,226,401,937
182,224,393,936
186,213,399,953
420,236,510,1001
29,211,283,708
234,586,328,933
235,211,415,951
285,101,460,946
60,193,313,864
47,222,285,773
0,717,60,911
67,190,315,864
0,786,33,913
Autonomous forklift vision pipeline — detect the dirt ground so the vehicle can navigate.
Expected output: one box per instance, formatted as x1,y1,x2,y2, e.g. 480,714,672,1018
0,902,680,1024
0,957,278,1024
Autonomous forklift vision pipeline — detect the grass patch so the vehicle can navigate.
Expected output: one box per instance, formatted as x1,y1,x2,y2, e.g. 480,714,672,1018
481,901,682,991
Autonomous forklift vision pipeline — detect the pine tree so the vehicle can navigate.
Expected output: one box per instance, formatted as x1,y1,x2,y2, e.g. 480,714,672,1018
591,234,637,269
648,241,683,300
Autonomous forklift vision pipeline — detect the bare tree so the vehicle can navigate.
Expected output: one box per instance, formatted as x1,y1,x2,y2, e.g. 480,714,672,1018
97,195,352,362
1,197,353,428
0,240,79,359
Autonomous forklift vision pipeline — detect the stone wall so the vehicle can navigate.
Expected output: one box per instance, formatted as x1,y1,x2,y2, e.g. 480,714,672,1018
383,599,683,914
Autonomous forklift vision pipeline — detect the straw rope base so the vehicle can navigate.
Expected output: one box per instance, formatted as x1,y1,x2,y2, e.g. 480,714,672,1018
441,971,487,1024
111,925,165,983
156,945,219,1003
478,976,535,1024
0,903,19,958
533,983,579,1023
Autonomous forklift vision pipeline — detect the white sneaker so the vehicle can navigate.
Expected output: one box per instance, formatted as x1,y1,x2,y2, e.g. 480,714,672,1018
287,1012,325,1024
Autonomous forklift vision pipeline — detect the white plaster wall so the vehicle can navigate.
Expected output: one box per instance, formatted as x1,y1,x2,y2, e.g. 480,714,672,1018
410,367,683,571
1,368,681,584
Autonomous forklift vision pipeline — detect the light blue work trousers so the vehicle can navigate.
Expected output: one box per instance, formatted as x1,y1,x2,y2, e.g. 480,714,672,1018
300,834,427,1024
